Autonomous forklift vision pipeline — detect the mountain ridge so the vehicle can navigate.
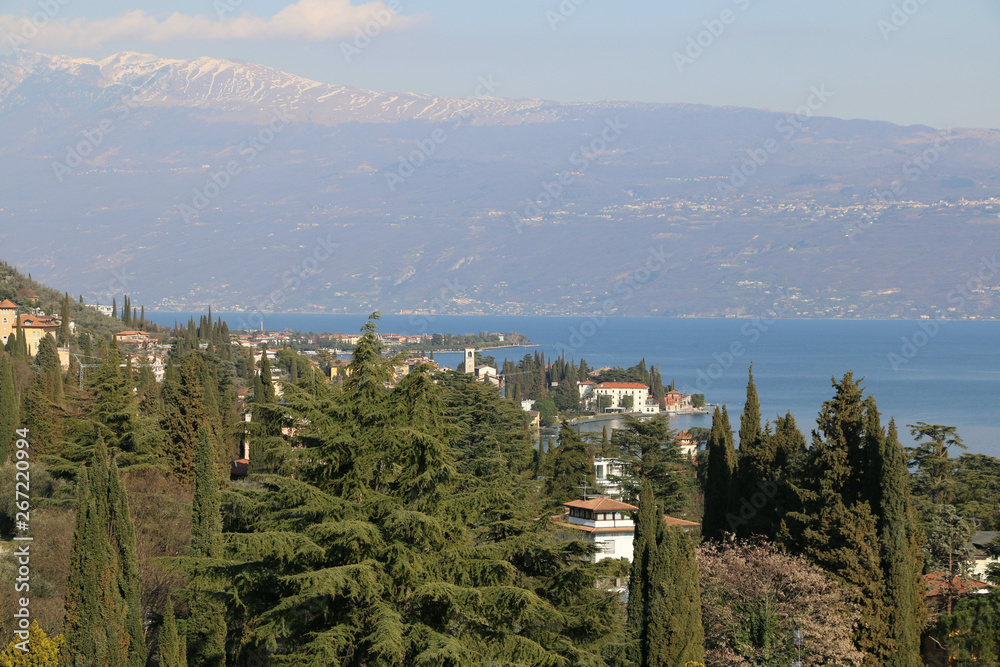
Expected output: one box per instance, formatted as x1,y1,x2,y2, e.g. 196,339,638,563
1,50,998,319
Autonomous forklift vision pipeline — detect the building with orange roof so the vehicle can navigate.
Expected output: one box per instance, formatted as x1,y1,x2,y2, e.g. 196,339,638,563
554,496,701,562
16,314,60,356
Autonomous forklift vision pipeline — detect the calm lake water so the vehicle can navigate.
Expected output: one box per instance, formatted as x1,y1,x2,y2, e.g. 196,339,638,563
148,313,1000,458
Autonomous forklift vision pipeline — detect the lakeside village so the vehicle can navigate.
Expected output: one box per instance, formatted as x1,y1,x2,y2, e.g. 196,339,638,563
2,299,711,567
4,288,1000,664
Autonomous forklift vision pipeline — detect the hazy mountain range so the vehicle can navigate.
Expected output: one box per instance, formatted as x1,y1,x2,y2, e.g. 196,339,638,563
1,50,998,319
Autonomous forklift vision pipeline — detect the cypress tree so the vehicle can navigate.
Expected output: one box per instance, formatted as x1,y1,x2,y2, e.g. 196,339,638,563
112,297,117,320
629,480,705,666
162,356,208,480
187,427,227,667
60,439,145,666
0,354,18,462
158,597,183,667
702,406,735,541
876,419,925,665
192,427,223,559
60,292,71,345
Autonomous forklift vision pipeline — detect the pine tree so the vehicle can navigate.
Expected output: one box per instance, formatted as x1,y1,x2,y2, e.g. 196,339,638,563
0,353,18,462
702,406,735,540
158,598,182,667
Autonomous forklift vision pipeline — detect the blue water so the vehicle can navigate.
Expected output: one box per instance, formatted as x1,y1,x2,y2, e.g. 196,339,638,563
148,313,1000,458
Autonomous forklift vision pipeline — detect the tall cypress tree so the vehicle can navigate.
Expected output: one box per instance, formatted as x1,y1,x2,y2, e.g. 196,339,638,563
59,292,71,345
628,480,704,666
734,364,773,537
0,353,18,462
158,597,183,667
702,406,735,540
875,419,925,665
187,427,227,667
60,439,145,666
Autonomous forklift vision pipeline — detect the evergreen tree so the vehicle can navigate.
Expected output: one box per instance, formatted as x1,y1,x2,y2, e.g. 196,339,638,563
612,414,692,514
782,373,892,663
187,430,227,667
59,293,71,345
157,598,182,667
0,353,18,462
702,406,735,541
162,356,209,480
0,620,63,666
628,480,705,666
874,419,925,666
60,439,145,666
546,421,594,505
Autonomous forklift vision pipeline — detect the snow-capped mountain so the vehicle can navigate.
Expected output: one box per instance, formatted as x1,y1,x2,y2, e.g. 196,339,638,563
0,50,563,124
1,51,998,319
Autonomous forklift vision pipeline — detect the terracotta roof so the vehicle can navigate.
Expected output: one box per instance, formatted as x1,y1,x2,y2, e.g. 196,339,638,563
115,331,149,336
0,299,18,309
596,382,650,389
663,515,701,527
579,381,595,385
19,316,58,328
564,497,638,511
924,572,994,598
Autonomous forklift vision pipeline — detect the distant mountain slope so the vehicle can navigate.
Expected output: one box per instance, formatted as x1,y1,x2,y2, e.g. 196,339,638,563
1,51,998,319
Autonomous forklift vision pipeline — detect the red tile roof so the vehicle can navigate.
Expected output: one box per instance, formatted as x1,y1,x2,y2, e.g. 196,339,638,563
564,497,638,511
0,299,18,309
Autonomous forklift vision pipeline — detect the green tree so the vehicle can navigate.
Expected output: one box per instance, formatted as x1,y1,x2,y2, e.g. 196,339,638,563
628,480,704,666
59,293,71,346
60,439,145,667
0,621,63,667
157,598,182,667
781,373,891,664
612,414,692,515
702,406,735,541
0,354,19,462
546,421,594,505
907,422,966,507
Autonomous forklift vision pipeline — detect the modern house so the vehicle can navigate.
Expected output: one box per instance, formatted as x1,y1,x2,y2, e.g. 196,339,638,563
593,457,627,498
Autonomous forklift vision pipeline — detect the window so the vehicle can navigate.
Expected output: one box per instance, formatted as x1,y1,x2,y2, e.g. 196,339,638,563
595,464,604,479
600,540,615,554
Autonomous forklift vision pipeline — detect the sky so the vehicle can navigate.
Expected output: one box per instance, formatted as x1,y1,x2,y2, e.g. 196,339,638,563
1,0,998,129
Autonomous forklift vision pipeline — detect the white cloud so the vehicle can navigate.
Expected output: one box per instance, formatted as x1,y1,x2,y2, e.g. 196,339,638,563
1,0,419,50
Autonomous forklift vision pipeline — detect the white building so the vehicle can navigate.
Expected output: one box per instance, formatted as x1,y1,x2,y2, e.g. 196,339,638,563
592,382,651,413
556,497,639,562
554,497,702,563
578,380,595,400
594,457,627,499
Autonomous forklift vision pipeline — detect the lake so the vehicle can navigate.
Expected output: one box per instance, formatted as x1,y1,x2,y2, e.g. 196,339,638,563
147,313,1000,458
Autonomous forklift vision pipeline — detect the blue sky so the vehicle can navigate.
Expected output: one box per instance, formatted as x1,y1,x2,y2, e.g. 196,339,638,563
2,0,997,129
